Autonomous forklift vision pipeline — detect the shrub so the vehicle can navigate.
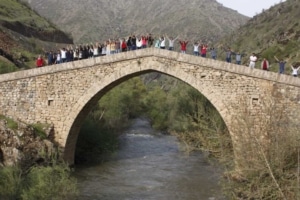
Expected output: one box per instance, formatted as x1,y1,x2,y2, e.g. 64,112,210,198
75,117,119,163
0,163,78,200
225,96,300,199
0,166,22,200
21,163,78,200
0,62,18,74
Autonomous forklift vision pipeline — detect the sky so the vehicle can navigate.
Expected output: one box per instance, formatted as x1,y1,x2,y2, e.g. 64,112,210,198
217,0,286,17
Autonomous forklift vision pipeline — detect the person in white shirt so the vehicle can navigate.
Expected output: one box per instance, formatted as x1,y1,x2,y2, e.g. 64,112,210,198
136,37,142,49
93,43,99,57
160,36,166,49
60,48,67,63
249,53,257,68
291,65,300,77
166,35,178,51
193,42,200,56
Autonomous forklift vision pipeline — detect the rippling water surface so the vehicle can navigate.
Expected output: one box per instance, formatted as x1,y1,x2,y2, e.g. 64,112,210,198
74,118,226,200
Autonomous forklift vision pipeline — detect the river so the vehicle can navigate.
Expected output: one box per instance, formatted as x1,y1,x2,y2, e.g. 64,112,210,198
74,118,226,200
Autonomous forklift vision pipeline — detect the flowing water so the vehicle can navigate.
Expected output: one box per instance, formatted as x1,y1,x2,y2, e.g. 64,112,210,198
74,118,226,200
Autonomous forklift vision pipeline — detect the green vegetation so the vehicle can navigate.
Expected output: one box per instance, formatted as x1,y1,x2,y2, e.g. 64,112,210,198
219,0,300,70
76,77,147,162
28,123,50,139
0,115,18,130
0,0,57,31
21,163,77,200
22,0,248,43
0,61,18,74
0,0,73,73
76,74,230,166
223,97,300,199
0,163,78,200
77,72,299,199
0,166,22,199
0,117,78,199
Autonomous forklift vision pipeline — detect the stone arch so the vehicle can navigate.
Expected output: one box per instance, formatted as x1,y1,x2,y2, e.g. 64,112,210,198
62,57,232,165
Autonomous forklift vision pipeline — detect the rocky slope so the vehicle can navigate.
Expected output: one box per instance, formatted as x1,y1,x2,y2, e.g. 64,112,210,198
0,117,58,167
21,0,249,43
0,0,73,71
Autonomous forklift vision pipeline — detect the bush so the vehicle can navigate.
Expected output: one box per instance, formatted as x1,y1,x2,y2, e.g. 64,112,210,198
0,166,22,200
75,117,119,163
0,62,18,74
225,96,300,199
0,163,78,200
21,164,78,200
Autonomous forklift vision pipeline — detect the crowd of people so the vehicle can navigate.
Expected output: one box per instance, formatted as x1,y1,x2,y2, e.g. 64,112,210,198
36,34,299,77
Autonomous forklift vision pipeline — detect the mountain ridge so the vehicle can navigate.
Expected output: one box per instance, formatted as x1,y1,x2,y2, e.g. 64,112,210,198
21,0,249,43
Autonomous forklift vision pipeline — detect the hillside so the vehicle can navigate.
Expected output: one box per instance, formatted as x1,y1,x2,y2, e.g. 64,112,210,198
218,0,300,69
0,0,73,72
21,0,249,43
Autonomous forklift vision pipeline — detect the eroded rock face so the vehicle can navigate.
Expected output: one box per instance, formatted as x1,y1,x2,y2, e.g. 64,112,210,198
0,119,57,167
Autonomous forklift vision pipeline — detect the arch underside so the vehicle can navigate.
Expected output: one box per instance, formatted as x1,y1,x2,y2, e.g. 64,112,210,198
62,57,232,165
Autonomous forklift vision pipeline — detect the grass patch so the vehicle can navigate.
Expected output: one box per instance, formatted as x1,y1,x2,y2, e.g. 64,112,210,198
0,115,18,130
0,0,56,31
28,123,50,139
0,61,18,74
0,163,78,200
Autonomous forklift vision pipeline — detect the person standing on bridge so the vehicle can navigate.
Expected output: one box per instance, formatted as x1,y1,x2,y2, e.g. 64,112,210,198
291,65,300,77
147,34,154,47
179,39,188,54
249,53,257,69
166,35,178,51
141,36,147,49
131,35,137,50
200,44,208,58
193,41,200,56
110,40,116,54
136,36,142,49
126,36,133,51
154,36,161,48
60,48,67,63
160,36,166,49
47,51,54,65
233,51,244,65
36,55,44,67
210,47,217,60
261,58,270,71
225,48,232,63
274,56,287,74
121,38,127,52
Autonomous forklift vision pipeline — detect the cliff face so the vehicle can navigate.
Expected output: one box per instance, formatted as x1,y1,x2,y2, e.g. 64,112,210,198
21,0,249,43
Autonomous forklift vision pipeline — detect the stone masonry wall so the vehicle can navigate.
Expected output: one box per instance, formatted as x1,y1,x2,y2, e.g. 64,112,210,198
0,48,300,165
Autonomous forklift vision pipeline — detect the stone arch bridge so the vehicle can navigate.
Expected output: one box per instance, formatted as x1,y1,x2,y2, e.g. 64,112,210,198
0,48,300,166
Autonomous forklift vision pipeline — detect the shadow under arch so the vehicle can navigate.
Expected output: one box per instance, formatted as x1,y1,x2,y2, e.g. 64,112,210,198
62,67,232,165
